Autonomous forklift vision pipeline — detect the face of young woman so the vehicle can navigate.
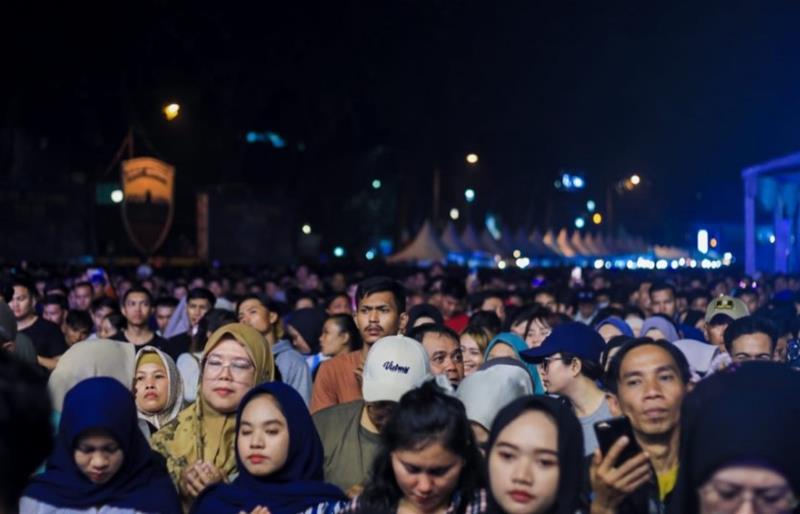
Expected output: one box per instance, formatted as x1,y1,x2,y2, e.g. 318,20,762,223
237,394,290,477
489,410,560,514
319,319,350,357
391,441,465,513
201,338,256,414
134,362,169,414
73,430,124,485
98,318,116,339
460,334,484,376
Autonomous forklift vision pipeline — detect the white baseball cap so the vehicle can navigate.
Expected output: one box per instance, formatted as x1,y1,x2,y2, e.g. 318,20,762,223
362,335,432,402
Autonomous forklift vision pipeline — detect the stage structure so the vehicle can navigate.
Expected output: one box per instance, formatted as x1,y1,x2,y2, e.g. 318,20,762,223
742,151,800,275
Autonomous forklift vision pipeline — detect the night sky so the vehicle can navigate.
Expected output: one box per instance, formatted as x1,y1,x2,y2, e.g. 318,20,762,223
5,1,800,252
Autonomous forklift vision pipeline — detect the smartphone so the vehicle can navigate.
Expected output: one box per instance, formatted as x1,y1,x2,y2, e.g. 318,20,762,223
594,417,642,466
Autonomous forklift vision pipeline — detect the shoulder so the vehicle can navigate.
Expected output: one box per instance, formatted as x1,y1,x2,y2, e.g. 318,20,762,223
320,351,360,372
314,400,363,422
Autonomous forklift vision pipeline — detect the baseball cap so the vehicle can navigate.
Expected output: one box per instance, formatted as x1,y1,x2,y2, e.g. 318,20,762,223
704,295,749,324
362,335,432,402
520,322,605,364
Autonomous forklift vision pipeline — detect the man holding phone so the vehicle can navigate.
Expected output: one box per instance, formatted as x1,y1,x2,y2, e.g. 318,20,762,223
590,339,690,514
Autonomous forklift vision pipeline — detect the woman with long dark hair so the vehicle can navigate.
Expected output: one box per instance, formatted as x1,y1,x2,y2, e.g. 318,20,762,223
485,396,585,514
346,380,486,514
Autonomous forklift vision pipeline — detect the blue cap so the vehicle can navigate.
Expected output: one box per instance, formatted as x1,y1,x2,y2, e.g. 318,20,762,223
520,322,605,364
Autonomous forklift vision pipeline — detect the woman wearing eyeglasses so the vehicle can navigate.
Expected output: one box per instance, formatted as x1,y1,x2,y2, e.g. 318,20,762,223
151,323,275,511
667,362,800,514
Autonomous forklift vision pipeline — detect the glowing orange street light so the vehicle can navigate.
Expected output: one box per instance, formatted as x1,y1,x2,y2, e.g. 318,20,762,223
163,103,181,121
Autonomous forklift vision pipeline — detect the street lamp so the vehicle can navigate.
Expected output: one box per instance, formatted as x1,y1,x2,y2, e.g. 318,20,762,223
630,174,641,186
449,208,460,220
301,224,312,235
464,188,476,203
466,153,479,165
606,173,642,230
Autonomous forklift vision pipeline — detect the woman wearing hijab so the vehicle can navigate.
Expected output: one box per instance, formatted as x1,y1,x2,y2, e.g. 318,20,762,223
133,346,184,434
485,396,585,514
484,332,545,394
668,362,800,514
151,323,275,510
20,377,181,514
639,315,680,343
191,382,348,514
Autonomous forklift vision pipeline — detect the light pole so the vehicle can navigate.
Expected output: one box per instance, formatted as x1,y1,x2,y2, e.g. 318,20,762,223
606,174,642,231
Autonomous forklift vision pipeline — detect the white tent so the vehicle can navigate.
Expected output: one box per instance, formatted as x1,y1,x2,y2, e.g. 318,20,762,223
387,220,447,263
440,222,466,254
570,230,591,256
460,224,484,253
555,228,577,258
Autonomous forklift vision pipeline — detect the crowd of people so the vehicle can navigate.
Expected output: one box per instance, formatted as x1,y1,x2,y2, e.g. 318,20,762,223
1,262,800,514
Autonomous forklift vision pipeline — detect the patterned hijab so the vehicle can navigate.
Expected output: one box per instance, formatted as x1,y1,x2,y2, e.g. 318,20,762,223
134,345,184,430
150,323,274,488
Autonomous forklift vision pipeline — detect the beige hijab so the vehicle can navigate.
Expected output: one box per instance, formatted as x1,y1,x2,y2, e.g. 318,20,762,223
49,339,136,412
134,345,185,430
150,323,275,486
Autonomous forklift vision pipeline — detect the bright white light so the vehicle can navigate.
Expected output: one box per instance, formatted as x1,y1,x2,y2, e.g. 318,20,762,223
464,189,476,203
333,246,345,258
697,229,709,254
701,259,712,269
656,259,668,270
679,258,686,266
604,261,612,269
594,259,605,270
689,259,697,269
630,174,641,185
110,189,124,203
572,176,585,189
301,224,312,235
466,153,479,164
497,260,507,270
365,250,376,261
769,234,776,244
163,103,180,121
513,249,522,259
371,179,382,190
574,217,586,229
626,260,636,270
449,208,460,220
586,200,596,212
515,257,530,268
670,260,680,269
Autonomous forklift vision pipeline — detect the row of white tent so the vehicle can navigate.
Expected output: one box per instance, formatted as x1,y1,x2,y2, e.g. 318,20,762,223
387,220,691,264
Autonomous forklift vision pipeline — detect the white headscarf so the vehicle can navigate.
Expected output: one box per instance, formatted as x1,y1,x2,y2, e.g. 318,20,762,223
134,345,185,430
456,363,534,431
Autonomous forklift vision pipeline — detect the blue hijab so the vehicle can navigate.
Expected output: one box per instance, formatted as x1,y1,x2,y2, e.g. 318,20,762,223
192,382,346,514
484,332,545,394
23,377,180,513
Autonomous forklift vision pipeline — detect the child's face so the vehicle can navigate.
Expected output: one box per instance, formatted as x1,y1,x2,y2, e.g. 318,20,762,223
65,326,89,346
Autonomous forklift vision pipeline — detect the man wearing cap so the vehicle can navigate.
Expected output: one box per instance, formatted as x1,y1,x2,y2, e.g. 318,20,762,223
313,335,431,495
703,295,749,352
521,322,611,456
574,289,598,325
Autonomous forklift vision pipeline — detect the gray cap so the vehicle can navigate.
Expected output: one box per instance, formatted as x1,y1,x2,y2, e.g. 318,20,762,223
456,364,534,431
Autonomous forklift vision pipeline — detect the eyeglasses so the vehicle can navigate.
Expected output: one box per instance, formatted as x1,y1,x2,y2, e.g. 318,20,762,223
699,479,799,514
203,357,255,380
540,357,568,373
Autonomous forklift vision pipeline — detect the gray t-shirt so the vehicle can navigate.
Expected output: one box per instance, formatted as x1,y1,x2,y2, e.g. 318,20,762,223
579,397,612,456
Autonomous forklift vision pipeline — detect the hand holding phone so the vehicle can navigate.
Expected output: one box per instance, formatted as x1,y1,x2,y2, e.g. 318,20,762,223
590,417,652,510
594,417,642,467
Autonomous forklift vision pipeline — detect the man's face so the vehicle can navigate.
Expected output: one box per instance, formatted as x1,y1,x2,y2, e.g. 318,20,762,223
122,293,152,328
155,306,175,333
10,286,35,321
739,293,759,315
690,296,709,313
238,299,276,336
730,332,773,363
42,303,66,326
421,332,463,387
534,293,557,312
636,282,652,313
614,345,686,438
578,301,595,318
481,297,506,322
440,295,461,319
72,286,93,311
354,291,404,348
187,298,212,328
365,401,397,433
705,322,730,350
650,289,676,318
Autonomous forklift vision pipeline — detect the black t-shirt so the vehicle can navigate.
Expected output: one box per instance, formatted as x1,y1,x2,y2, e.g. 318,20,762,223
118,331,168,352
21,317,67,358
163,332,192,362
